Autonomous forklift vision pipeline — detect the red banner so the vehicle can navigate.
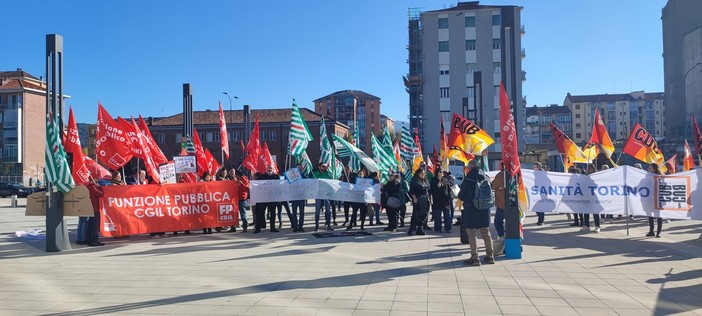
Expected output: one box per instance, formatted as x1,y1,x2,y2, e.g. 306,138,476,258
96,103,134,170
100,181,238,237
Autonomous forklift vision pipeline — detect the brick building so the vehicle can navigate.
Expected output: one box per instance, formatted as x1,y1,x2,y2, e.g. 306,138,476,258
146,107,349,170
0,69,51,185
314,90,381,153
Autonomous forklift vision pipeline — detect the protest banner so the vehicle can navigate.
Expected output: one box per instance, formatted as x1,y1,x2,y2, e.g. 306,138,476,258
249,179,381,204
522,166,702,220
100,181,238,236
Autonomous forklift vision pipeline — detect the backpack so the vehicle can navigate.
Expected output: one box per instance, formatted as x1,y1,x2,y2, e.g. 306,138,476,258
466,177,494,210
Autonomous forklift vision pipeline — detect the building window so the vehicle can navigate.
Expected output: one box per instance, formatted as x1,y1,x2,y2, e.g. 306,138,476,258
575,104,581,110
465,40,476,50
439,41,449,52
232,131,239,141
440,87,450,98
575,123,581,129
176,133,182,144
492,14,501,26
466,63,476,75
269,130,276,141
467,86,475,98
493,85,500,96
493,62,501,74
575,133,581,139
438,18,448,29
575,114,580,118
261,130,267,141
492,39,501,49
465,16,475,27
157,133,165,144
440,70,450,75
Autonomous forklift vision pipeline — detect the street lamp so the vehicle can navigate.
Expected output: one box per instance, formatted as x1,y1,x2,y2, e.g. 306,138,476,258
222,92,238,166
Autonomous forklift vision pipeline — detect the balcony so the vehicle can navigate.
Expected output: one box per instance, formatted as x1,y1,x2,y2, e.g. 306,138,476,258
521,25,525,35
521,70,527,82
521,48,526,60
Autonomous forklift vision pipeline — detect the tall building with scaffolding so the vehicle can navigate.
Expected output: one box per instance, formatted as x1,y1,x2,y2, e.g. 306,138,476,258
405,1,526,167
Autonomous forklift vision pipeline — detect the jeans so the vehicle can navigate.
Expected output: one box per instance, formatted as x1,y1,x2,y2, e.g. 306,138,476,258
536,212,545,224
88,213,101,245
315,199,331,228
373,204,381,223
348,203,367,228
583,214,600,227
343,202,351,223
466,227,494,259
291,200,305,230
494,207,505,237
238,200,249,229
277,201,295,228
77,217,89,243
432,207,451,232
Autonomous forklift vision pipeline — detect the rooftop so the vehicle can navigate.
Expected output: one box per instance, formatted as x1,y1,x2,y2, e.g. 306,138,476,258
151,107,346,128
565,91,664,103
526,104,571,116
313,90,381,102
425,1,520,14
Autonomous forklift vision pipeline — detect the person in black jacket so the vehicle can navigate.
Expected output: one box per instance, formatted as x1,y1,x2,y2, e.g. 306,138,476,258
346,168,368,230
253,165,280,234
382,172,402,232
408,168,431,236
430,168,452,233
458,159,494,265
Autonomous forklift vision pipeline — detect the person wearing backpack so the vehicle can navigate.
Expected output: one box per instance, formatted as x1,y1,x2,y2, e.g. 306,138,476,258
457,159,495,266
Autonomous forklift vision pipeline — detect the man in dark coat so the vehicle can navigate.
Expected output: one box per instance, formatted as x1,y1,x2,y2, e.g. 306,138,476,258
457,159,494,265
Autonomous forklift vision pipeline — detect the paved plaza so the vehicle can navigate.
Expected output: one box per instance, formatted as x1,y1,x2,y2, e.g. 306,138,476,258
1,198,701,316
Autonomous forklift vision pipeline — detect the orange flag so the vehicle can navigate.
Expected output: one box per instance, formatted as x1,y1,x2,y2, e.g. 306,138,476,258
550,122,590,169
683,140,695,171
665,154,677,174
622,123,666,172
65,107,91,184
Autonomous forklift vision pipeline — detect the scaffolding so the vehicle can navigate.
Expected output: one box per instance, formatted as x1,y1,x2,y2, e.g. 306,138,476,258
406,7,424,146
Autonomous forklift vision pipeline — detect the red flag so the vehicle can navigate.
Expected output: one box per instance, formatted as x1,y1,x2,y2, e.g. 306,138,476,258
413,131,423,157
432,145,438,169
257,142,277,174
180,172,197,183
499,83,520,176
96,102,134,170
683,140,695,171
242,115,261,172
240,139,245,158
137,115,168,165
65,107,91,184
665,154,677,174
84,157,110,180
693,116,702,162
218,102,229,160
191,128,209,176
130,118,161,183
204,148,221,176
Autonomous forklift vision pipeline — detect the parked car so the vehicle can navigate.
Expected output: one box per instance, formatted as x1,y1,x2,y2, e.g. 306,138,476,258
0,182,35,198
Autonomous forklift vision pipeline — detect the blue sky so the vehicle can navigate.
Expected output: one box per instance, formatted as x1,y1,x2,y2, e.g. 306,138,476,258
1,0,667,124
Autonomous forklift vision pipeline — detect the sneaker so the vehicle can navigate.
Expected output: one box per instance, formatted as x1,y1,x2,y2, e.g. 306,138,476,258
536,222,544,226
346,226,353,230
656,234,661,238
484,257,495,264
270,228,280,233
333,222,339,226
292,228,299,232
580,226,590,232
646,232,655,237
326,225,334,231
594,226,601,233
253,229,261,234
298,228,305,232
88,242,106,247
376,221,385,225
464,258,481,266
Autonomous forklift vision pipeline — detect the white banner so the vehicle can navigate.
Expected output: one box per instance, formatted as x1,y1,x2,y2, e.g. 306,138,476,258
249,179,381,204
522,166,702,220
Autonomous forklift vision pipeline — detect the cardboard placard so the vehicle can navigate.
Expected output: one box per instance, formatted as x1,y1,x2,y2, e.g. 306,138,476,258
25,192,47,216
63,185,95,217
174,156,197,174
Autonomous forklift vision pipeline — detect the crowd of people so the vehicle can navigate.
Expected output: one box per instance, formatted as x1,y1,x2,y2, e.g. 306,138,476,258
77,158,681,266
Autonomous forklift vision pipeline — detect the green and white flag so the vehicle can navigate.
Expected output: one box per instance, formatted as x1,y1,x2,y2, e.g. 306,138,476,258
382,126,393,152
295,151,314,177
332,134,379,173
348,124,361,172
372,134,397,182
400,126,416,159
288,99,313,156
319,117,332,166
45,113,75,193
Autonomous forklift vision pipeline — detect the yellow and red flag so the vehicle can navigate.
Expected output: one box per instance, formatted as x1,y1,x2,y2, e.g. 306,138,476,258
683,140,695,171
622,123,666,172
439,116,449,170
447,113,494,164
550,122,590,169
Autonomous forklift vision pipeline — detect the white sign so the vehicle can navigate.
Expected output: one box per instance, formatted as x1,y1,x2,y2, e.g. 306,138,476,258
173,156,197,174
284,167,302,183
250,179,381,204
159,163,177,184
522,166,702,220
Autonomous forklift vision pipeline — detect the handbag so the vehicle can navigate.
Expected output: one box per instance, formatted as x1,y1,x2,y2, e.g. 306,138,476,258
387,196,403,208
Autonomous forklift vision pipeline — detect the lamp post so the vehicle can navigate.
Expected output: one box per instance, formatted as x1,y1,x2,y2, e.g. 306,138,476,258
222,92,238,166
